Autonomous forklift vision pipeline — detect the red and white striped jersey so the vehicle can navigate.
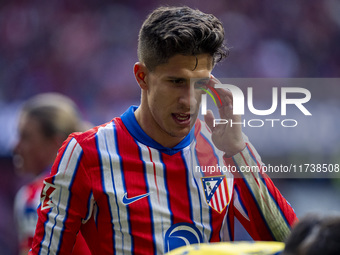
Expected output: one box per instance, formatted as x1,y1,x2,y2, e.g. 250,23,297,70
14,172,91,254
29,106,297,254
15,173,46,251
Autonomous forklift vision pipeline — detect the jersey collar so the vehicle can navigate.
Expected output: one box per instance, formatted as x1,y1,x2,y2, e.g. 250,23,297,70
120,106,194,155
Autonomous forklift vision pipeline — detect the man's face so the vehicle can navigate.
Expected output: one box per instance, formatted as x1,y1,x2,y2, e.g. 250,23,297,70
142,54,213,147
13,115,55,175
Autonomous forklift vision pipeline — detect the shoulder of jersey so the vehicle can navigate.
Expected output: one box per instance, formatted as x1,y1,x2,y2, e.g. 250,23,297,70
70,120,114,144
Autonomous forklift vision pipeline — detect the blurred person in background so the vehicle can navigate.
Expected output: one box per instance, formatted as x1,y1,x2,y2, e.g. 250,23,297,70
282,213,340,255
13,93,92,255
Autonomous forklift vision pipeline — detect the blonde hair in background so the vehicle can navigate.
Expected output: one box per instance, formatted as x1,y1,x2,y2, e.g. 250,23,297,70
20,92,91,139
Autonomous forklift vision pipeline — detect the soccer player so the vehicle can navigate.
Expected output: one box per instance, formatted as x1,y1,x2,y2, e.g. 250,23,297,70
13,93,91,255
29,6,297,254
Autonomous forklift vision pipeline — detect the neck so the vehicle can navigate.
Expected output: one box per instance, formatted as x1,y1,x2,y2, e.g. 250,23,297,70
134,105,185,148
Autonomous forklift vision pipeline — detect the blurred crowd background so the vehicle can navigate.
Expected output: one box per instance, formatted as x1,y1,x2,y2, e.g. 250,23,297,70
0,0,340,254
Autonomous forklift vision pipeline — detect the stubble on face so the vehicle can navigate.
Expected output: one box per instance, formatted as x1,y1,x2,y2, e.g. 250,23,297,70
136,54,213,148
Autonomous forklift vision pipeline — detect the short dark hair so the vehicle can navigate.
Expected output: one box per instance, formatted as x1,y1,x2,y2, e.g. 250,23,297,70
283,213,340,255
137,6,229,71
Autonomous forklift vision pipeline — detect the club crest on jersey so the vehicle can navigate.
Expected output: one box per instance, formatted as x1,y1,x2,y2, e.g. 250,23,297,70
41,180,59,211
201,175,230,213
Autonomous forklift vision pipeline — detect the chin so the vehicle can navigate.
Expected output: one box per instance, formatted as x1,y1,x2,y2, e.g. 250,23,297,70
174,127,192,138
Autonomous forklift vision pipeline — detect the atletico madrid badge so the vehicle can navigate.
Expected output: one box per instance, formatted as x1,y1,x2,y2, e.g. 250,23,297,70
201,175,230,213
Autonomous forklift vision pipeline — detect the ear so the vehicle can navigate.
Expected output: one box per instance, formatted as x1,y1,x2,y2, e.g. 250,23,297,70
134,62,148,90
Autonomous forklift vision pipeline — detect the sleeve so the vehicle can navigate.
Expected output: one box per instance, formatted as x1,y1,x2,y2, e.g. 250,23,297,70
29,136,94,255
224,142,298,242
14,185,37,253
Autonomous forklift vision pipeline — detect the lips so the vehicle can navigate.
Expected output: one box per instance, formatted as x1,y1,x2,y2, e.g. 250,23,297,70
172,113,191,125
175,113,190,120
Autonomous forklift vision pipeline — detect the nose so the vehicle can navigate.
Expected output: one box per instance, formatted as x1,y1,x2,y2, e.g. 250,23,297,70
12,140,24,170
178,85,198,110
13,140,21,155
